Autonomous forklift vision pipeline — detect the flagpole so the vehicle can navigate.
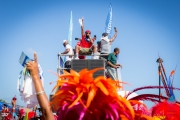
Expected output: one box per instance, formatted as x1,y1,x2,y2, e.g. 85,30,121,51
68,11,73,46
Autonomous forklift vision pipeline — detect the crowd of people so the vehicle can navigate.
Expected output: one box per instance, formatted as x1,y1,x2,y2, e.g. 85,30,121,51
61,17,122,80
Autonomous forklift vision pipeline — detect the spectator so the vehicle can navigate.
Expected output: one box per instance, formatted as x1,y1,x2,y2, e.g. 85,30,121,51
26,53,54,120
12,96,18,119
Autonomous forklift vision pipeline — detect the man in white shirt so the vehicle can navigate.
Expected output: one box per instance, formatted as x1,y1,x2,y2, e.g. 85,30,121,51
61,40,73,72
101,28,118,59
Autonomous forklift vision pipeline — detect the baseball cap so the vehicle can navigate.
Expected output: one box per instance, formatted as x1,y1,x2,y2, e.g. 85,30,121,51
63,40,68,44
85,30,91,34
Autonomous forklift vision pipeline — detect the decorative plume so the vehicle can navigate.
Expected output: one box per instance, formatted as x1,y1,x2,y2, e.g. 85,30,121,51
151,100,180,120
50,68,150,120
125,86,179,99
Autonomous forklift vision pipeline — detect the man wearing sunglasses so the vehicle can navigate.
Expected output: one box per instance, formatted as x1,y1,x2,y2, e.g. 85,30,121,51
74,18,96,59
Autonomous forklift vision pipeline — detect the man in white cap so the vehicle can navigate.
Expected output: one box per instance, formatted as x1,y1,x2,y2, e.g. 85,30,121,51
61,40,73,72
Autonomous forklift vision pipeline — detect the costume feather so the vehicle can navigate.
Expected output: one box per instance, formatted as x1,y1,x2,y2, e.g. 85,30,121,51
126,86,179,99
50,68,149,120
151,100,180,120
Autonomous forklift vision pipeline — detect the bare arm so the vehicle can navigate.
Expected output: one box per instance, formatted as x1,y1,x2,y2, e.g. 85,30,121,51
61,48,70,54
110,29,118,43
107,61,117,68
81,18,84,36
90,38,94,44
26,53,54,120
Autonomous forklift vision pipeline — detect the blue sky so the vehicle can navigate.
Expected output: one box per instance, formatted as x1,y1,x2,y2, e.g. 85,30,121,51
0,0,180,107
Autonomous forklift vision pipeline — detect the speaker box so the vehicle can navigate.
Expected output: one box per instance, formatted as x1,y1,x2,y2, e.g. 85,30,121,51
71,59,105,78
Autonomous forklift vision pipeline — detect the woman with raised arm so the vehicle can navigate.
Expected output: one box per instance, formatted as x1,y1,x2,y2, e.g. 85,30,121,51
26,53,54,120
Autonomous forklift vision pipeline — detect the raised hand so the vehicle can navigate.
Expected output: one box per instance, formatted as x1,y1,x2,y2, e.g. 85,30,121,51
26,53,39,79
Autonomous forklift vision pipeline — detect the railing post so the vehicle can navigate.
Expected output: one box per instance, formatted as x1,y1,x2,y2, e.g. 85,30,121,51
57,52,61,75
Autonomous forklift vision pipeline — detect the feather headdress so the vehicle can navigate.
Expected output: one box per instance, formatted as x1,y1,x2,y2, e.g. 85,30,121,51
50,68,150,120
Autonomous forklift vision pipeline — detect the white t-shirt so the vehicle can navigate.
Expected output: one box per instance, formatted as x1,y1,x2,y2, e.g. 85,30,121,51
65,44,73,61
101,36,111,54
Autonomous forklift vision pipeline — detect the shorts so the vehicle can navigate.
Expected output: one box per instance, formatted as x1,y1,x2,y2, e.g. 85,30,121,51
79,48,92,55
100,53,108,60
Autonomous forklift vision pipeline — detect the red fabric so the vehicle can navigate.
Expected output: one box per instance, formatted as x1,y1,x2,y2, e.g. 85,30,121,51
85,30,91,34
19,109,25,117
28,111,35,119
79,55,86,59
80,35,93,48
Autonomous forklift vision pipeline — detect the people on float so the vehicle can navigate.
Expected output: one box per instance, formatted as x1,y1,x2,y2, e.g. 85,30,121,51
101,27,118,59
106,48,122,80
74,18,97,59
61,40,73,72
91,35,101,59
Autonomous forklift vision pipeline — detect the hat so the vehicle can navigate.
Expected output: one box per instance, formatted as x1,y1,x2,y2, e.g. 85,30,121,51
85,30,91,34
63,40,68,44
12,95,17,100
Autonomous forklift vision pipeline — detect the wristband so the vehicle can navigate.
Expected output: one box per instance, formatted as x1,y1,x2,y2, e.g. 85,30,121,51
35,91,45,96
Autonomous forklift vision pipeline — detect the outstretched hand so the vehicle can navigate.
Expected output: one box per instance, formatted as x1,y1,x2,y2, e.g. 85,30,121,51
26,53,39,79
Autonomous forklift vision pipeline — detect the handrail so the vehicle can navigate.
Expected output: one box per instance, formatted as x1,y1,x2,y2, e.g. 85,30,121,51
57,52,109,56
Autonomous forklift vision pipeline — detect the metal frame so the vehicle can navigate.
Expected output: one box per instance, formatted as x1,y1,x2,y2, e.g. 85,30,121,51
57,52,108,75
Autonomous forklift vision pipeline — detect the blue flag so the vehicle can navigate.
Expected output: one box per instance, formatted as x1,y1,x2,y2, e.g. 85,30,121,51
105,4,113,38
68,11,73,46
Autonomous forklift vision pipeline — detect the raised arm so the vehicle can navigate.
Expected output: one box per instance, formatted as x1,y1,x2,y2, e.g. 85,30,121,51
26,53,54,120
110,28,118,43
81,18,85,36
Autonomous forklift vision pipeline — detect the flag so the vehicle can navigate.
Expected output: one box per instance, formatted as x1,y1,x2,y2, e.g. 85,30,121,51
105,4,113,38
68,11,73,46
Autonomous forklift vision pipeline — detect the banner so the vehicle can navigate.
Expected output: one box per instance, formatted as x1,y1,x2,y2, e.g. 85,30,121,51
105,4,113,38
68,11,73,46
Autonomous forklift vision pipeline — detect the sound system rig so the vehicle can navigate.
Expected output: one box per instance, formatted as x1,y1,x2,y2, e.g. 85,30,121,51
71,59,105,78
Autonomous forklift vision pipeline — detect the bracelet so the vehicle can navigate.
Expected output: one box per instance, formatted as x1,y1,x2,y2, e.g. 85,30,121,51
35,91,45,96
